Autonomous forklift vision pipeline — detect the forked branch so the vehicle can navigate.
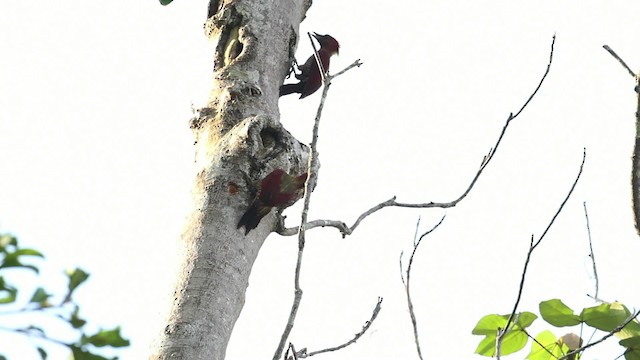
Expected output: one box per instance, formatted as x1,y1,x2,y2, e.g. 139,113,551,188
278,35,557,238
497,149,586,358
293,297,384,359
399,215,446,360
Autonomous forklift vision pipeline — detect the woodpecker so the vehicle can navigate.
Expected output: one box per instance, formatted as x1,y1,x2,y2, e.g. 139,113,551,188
237,169,308,235
280,33,340,99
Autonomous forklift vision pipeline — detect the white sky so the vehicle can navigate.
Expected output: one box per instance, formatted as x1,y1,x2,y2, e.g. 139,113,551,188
2,1,640,359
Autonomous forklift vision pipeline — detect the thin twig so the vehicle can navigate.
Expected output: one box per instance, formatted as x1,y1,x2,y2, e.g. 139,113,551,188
583,202,599,301
272,36,362,360
278,35,557,238
602,45,637,79
0,325,70,347
272,62,323,360
285,343,298,360
296,297,384,358
0,306,49,316
558,309,640,360
399,215,446,360
497,149,586,356
400,217,422,286
330,60,363,79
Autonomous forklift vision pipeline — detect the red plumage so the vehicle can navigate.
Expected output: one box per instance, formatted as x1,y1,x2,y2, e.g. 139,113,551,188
280,33,340,99
237,169,308,235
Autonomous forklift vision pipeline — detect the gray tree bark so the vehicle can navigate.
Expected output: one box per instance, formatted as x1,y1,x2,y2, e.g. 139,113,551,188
151,1,312,359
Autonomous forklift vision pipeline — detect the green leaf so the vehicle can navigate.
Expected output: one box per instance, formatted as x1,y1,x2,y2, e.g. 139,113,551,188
474,327,529,356
473,314,503,334
473,312,538,335
0,247,43,272
621,320,640,340
159,0,173,5
582,302,631,332
70,346,114,360
473,314,508,335
582,302,640,341
82,327,130,348
539,299,581,327
0,234,43,273
0,290,14,304
0,234,17,250
66,268,90,296
622,338,640,360
527,330,565,360
500,329,530,356
14,248,44,257
622,336,640,346
621,337,640,360
472,312,537,356
29,287,52,307
0,277,17,304
69,306,87,329
37,347,47,360
626,349,640,360
475,334,496,356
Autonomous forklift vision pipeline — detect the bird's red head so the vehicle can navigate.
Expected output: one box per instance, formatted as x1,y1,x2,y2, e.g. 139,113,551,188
312,33,340,55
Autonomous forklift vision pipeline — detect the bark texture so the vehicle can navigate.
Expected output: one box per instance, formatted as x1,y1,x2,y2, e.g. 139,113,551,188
152,0,313,359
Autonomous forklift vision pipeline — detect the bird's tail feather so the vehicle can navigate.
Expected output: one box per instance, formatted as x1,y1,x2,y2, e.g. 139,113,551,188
279,82,304,97
237,205,271,235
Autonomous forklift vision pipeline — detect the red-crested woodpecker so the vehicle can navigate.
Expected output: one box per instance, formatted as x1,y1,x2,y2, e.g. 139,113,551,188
280,33,340,99
237,169,308,235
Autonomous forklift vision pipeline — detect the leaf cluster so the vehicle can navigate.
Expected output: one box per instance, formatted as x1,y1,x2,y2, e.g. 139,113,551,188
0,234,129,360
473,299,640,360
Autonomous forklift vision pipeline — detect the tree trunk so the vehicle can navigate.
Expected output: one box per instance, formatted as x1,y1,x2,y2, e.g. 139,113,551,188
151,1,312,358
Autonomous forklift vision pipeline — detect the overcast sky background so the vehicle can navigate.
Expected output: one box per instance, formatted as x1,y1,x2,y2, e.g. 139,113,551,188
2,1,640,359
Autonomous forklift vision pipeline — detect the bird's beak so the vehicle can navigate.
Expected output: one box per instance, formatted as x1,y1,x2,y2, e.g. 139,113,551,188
312,32,320,40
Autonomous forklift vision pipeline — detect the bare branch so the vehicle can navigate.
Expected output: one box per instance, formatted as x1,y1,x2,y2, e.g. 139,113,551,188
277,219,350,236
278,35,557,238
296,297,384,358
399,215,446,360
498,149,586,354
285,343,298,360
272,41,327,360
329,60,363,79
583,202,600,301
400,217,422,286
0,325,70,348
602,45,637,79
